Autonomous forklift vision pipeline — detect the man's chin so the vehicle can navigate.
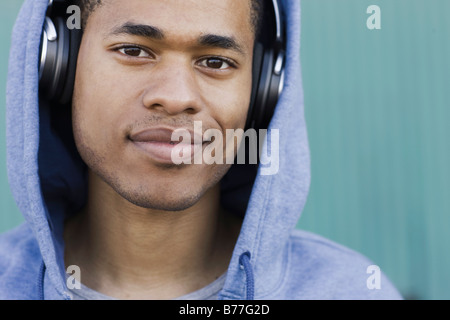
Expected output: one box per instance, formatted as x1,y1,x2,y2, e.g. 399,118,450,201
127,197,200,212
89,159,232,212
121,191,204,212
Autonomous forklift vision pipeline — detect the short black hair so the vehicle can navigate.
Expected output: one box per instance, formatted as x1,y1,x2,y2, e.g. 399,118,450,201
250,0,265,36
75,0,264,36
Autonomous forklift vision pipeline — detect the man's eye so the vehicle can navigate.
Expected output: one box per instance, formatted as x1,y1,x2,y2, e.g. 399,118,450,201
117,47,150,58
199,58,234,70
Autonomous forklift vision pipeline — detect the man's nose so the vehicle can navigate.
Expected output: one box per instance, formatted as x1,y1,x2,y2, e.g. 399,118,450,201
142,58,202,116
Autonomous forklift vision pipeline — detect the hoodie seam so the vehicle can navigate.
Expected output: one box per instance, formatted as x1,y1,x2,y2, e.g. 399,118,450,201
251,176,272,292
257,239,291,299
252,174,291,298
252,176,272,262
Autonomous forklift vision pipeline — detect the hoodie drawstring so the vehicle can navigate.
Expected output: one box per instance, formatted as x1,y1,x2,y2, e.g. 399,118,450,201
38,260,46,300
239,252,255,300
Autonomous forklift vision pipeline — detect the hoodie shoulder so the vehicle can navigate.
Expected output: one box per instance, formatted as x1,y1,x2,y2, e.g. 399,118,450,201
278,229,403,300
0,223,43,299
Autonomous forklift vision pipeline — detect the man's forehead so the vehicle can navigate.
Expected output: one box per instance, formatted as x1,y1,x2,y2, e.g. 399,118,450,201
97,0,254,32
90,0,255,52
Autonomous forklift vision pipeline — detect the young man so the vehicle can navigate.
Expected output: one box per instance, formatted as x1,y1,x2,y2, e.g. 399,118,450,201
1,0,402,300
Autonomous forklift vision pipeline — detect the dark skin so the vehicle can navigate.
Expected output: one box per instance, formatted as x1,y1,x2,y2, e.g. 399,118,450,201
64,0,255,299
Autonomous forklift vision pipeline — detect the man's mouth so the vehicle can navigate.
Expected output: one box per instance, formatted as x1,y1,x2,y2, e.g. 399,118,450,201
128,127,206,164
129,127,204,145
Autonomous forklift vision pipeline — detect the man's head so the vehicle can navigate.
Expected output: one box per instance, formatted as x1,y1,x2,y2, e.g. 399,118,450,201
72,0,262,211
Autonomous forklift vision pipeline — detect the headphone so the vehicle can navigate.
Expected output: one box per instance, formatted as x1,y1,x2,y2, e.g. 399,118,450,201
39,0,286,130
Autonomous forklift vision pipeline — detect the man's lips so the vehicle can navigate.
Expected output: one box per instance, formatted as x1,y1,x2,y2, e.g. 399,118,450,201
128,127,206,164
129,127,203,145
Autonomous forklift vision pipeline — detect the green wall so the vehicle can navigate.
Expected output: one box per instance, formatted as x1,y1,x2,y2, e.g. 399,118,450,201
1,0,449,300
0,2,25,236
298,0,450,300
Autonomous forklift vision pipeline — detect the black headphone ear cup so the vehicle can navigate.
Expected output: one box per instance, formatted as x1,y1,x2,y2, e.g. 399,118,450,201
262,52,284,129
253,47,275,130
245,0,285,130
59,27,82,105
39,17,70,103
246,42,265,130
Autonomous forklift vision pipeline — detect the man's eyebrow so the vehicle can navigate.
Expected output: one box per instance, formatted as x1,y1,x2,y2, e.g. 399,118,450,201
110,23,165,40
198,34,244,54
108,23,244,54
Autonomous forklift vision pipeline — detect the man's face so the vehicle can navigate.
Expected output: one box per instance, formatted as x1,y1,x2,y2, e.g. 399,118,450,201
72,0,255,210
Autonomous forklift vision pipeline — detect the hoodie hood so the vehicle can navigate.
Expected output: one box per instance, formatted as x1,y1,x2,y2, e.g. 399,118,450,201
6,0,309,300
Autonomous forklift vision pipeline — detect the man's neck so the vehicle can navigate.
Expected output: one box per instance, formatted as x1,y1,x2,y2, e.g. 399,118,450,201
64,170,241,300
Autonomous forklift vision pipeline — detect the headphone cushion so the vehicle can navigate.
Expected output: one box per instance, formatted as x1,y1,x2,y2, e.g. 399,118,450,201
59,27,82,105
246,42,265,130
253,48,275,130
